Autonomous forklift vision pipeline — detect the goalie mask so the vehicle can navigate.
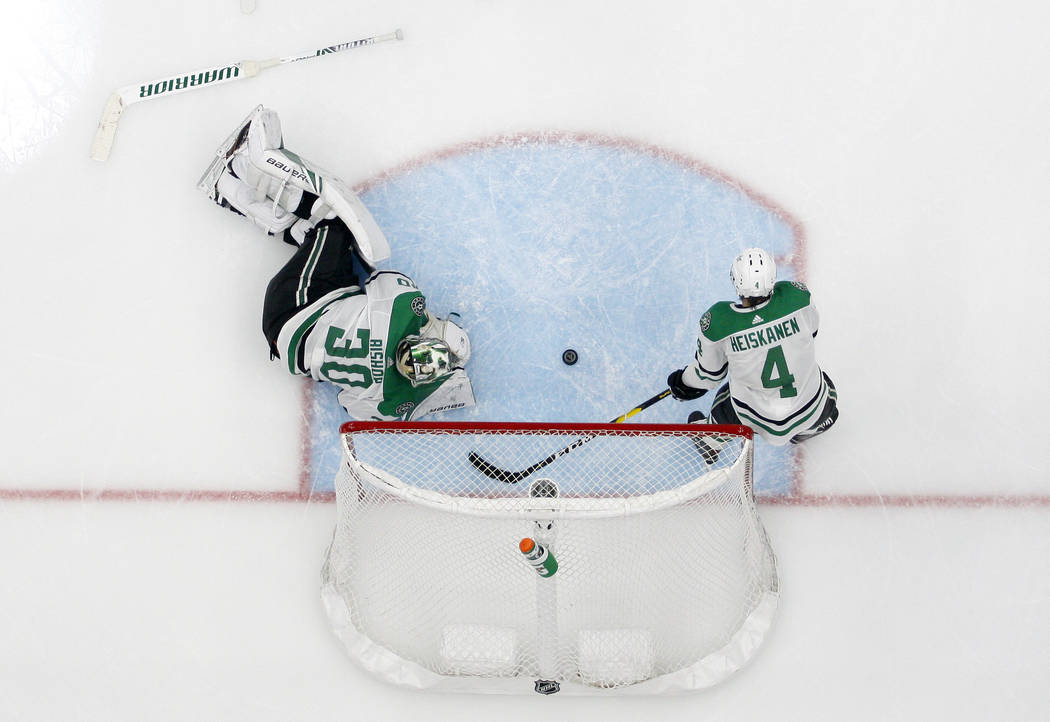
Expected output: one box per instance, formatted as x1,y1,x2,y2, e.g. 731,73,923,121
395,336,455,386
730,248,776,298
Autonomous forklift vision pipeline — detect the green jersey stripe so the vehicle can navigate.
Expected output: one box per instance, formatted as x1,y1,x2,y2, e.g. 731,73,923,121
735,381,828,437
297,225,328,305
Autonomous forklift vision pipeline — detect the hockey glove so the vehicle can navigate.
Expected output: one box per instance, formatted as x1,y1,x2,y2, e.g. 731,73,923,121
667,368,707,401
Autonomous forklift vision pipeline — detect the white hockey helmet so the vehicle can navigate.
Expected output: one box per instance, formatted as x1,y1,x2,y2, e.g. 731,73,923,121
730,248,776,298
395,336,455,386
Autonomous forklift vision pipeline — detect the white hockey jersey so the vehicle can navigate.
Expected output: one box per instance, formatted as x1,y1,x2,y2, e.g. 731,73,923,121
273,271,475,421
683,280,831,445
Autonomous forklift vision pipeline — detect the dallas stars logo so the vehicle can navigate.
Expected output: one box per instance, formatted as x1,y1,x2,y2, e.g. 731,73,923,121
699,311,712,332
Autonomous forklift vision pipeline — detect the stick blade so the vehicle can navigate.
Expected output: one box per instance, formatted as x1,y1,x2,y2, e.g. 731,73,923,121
90,93,124,162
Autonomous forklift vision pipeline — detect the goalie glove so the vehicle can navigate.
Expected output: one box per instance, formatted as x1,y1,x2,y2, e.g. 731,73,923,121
667,368,707,401
421,312,471,365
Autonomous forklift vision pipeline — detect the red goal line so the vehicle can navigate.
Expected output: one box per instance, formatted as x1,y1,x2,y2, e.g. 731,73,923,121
0,487,1046,508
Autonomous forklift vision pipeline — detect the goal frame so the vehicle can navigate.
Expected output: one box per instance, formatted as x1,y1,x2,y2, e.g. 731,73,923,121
324,419,778,695
341,420,755,435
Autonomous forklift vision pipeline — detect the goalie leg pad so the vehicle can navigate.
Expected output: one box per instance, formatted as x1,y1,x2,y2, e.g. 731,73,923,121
229,153,305,216
214,171,299,236
251,163,392,267
199,105,390,263
200,105,319,239
240,120,390,265
317,178,391,266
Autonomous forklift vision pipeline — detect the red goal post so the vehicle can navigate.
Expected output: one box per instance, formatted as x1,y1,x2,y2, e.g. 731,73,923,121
321,421,779,695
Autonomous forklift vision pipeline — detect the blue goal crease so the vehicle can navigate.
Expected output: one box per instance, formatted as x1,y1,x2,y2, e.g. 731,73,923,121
307,139,800,496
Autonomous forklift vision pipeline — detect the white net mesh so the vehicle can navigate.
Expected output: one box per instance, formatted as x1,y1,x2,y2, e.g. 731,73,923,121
321,422,779,695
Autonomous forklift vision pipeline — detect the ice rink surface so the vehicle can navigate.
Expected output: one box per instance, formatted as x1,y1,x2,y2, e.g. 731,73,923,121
1,1,1048,720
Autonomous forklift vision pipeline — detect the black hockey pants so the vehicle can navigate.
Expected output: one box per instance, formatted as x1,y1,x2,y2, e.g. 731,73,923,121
261,218,372,357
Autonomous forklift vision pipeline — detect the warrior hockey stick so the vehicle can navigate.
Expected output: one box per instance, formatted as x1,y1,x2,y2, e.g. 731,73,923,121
89,28,404,162
467,389,673,484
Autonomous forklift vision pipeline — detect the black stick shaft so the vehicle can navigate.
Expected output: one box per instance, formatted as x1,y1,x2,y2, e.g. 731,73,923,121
467,389,672,483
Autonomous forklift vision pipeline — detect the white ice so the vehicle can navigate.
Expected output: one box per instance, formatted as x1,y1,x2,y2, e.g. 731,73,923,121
1,1,1048,720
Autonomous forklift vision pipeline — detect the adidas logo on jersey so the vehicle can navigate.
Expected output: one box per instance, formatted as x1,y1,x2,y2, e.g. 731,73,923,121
752,315,764,325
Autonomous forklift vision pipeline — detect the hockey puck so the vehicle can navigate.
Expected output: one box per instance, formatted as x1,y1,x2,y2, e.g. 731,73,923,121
561,349,578,365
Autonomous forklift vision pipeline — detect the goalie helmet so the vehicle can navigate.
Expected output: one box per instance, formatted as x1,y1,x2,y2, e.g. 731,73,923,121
395,336,455,386
730,248,776,298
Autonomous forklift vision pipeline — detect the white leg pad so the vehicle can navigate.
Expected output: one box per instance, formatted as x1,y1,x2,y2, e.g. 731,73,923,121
215,173,298,235
318,177,391,265
229,153,304,213
246,147,391,265
199,105,390,262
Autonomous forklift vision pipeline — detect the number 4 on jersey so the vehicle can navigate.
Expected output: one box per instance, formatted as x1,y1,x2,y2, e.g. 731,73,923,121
761,345,797,398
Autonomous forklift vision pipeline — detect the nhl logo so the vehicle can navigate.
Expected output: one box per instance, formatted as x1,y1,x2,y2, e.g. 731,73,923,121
534,679,560,695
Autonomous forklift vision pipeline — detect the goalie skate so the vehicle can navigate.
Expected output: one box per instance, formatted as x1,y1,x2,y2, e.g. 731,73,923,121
196,104,264,204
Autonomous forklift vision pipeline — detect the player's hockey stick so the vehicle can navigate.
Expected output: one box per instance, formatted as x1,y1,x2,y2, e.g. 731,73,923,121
89,28,404,162
467,389,673,484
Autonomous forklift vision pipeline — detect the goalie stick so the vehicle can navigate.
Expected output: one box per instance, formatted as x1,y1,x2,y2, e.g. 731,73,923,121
89,28,404,162
467,389,673,484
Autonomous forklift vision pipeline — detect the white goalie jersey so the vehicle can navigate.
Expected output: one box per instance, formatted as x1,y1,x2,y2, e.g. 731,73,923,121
274,272,475,421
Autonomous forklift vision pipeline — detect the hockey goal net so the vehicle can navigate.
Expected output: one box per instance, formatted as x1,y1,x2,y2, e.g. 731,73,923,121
321,421,779,695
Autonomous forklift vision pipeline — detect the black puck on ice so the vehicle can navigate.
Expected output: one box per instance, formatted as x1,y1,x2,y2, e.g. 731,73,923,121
561,349,578,365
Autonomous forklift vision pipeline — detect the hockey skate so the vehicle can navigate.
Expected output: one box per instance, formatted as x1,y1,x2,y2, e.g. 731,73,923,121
197,104,263,206
687,410,728,465
789,405,839,444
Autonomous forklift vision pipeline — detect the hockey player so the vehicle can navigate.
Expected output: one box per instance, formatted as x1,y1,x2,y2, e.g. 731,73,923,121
666,248,837,460
199,106,475,421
